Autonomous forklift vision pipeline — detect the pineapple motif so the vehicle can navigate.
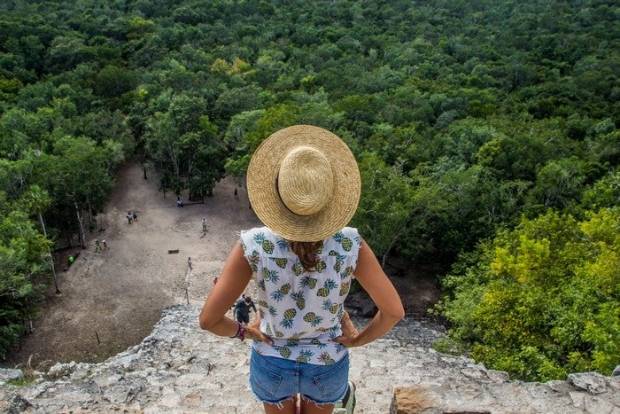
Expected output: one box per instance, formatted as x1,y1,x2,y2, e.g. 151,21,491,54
258,300,268,308
263,268,280,283
322,299,341,315
248,250,260,272
315,259,327,273
316,287,329,297
274,330,285,338
291,291,306,310
254,233,275,254
341,266,354,279
270,283,291,302
317,279,337,297
286,338,300,347
339,281,350,296
270,257,288,269
329,250,346,272
327,326,340,338
303,312,323,327
341,238,353,251
281,308,297,329
268,305,277,317
257,279,266,291
310,338,328,349
318,352,336,365
333,232,353,252
330,303,340,314
300,276,318,289
292,261,304,276
276,346,291,358
296,349,314,363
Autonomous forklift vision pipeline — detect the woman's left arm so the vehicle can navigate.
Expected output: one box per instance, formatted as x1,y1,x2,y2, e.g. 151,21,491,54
199,241,272,343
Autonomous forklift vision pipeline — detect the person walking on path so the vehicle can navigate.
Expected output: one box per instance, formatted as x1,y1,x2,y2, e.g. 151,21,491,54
132,211,138,222
199,125,404,414
202,217,208,235
176,196,184,208
126,211,133,224
102,240,108,250
233,294,256,325
95,239,101,253
188,257,193,271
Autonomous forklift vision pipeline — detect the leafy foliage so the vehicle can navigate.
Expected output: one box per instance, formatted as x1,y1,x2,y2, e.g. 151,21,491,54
0,0,618,376
437,209,620,381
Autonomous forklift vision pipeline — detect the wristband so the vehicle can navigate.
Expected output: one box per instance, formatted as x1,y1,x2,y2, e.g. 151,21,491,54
230,322,241,338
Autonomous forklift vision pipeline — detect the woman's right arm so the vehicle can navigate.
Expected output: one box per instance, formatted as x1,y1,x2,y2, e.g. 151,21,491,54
335,239,405,347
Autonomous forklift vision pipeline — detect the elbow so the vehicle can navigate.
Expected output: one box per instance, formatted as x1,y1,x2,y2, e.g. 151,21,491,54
199,313,218,331
384,304,405,322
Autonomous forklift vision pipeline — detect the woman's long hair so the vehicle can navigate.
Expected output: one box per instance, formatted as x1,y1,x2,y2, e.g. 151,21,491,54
289,240,323,272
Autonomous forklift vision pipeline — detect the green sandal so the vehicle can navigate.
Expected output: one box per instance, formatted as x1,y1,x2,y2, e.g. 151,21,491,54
334,381,356,414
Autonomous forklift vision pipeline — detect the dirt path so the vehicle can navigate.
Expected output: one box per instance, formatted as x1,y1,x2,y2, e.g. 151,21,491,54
7,162,260,368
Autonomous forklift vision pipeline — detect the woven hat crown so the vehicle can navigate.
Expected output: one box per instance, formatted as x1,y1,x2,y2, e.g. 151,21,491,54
246,125,361,241
278,146,334,216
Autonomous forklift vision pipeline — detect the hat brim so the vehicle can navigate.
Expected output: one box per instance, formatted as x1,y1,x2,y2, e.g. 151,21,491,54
246,125,361,242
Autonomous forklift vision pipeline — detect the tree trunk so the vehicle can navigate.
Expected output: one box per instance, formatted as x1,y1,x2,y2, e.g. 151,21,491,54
87,199,94,232
38,213,61,294
74,201,86,249
382,230,402,269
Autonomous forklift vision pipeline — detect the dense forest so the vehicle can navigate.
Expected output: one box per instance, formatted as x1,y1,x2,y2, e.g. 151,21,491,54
0,0,618,380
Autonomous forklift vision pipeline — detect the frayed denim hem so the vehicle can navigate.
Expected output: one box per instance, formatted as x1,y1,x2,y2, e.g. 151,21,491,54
248,388,296,410
300,386,347,406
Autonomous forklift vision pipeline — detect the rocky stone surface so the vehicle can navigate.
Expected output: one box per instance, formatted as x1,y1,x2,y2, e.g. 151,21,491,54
1,305,618,414
0,369,23,385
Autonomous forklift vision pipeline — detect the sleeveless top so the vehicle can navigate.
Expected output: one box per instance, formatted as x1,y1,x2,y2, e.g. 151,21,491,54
240,226,361,365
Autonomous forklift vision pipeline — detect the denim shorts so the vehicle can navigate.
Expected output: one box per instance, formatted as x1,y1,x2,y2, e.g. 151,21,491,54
249,348,349,406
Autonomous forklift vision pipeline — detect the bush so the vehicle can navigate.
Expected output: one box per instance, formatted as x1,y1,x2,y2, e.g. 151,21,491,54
437,208,620,381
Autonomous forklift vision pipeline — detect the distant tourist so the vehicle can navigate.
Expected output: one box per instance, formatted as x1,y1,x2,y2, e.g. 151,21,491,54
95,239,101,253
176,196,184,208
232,294,256,325
126,211,133,224
188,257,193,271
102,240,108,250
132,211,138,222
202,218,207,234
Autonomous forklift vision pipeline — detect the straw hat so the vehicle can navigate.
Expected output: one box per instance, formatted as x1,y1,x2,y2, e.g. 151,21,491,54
246,125,361,242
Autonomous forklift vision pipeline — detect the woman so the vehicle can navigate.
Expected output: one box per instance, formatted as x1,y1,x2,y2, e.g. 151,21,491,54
199,125,404,414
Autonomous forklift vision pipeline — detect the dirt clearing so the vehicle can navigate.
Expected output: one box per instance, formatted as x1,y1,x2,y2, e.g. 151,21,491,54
6,162,259,368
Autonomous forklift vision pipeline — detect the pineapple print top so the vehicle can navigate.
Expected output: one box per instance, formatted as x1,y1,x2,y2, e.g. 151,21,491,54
240,226,361,365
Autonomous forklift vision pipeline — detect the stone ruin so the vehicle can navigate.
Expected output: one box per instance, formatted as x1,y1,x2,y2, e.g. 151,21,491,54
1,305,618,413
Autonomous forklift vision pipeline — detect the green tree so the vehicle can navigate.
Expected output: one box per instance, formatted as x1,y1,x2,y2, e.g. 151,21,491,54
438,209,620,381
